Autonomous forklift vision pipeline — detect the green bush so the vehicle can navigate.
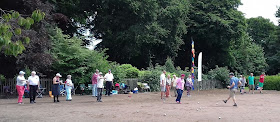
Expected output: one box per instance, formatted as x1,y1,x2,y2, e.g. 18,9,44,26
109,63,126,84
139,70,161,92
119,64,139,78
208,66,230,88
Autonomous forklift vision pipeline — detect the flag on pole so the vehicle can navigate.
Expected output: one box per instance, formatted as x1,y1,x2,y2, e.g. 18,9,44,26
191,38,195,90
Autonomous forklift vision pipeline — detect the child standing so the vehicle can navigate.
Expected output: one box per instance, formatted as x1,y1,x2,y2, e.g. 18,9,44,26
97,72,104,102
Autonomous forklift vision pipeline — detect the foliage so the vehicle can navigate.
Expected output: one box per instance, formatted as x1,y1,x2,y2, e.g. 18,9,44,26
0,9,45,56
229,33,268,75
208,66,230,88
50,27,110,84
246,17,279,74
0,74,5,84
50,0,189,68
165,57,176,73
109,63,126,84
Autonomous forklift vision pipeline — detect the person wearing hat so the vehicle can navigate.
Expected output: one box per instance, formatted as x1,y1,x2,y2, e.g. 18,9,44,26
171,74,177,97
65,75,73,101
91,69,99,97
176,74,185,104
97,72,104,102
28,71,40,104
104,69,114,96
223,72,241,107
16,71,27,104
52,73,64,102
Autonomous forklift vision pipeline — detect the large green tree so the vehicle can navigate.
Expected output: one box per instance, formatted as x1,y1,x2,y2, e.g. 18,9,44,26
246,17,279,74
50,0,189,68
176,0,246,70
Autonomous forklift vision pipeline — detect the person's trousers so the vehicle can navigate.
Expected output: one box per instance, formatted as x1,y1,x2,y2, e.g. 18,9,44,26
97,88,103,101
166,85,170,97
173,87,177,97
29,85,38,102
92,84,97,96
186,86,191,95
105,81,112,96
16,85,24,103
176,89,183,102
66,87,72,100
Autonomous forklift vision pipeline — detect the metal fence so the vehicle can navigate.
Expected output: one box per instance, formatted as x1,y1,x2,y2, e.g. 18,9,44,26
193,80,222,90
0,78,53,94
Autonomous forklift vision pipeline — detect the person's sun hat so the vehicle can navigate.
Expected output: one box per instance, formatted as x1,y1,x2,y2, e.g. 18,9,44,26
229,72,234,76
19,71,25,75
181,74,185,77
56,73,62,77
31,71,36,74
99,72,103,75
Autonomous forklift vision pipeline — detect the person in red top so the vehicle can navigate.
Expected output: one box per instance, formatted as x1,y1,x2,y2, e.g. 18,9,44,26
259,72,265,94
92,69,99,97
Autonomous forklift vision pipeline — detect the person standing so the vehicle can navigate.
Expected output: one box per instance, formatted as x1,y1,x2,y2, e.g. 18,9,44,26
65,75,73,101
92,69,99,97
171,75,177,97
97,72,104,102
223,73,241,107
16,71,27,104
104,69,114,96
52,73,64,102
160,70,166,99
176,74,185,104
240,75,246,94
248,73,255,94
186,75,193,97
28,71,40,104
259,73,265,94
166,74,171,97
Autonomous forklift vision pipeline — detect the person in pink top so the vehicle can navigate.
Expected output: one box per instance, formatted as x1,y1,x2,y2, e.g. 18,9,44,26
92,69,99,97
176,74,185,104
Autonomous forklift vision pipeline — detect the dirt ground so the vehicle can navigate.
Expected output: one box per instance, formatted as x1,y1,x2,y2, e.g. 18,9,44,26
0,89,279,122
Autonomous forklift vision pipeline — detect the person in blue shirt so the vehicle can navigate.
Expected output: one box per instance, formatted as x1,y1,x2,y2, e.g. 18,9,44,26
223,72,241,107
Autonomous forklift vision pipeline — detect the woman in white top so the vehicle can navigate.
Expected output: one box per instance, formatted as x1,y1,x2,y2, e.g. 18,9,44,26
28,71,40,104
16,71,27,104
97,72,104,102
65,75,73,101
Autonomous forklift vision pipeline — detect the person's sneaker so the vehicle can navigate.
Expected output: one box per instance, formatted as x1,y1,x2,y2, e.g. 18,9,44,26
21,102,24,104
233,103,237,107
54,100,56,103
33,101,36,103
30,101,34,104
223,100,227,103
18,103,22,104
57,100,60,102
99,100,103,102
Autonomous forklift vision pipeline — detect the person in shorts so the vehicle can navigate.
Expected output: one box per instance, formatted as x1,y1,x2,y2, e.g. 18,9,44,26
248,73,255,94
259,73,265,94
160,70,166,99
223,73,241,107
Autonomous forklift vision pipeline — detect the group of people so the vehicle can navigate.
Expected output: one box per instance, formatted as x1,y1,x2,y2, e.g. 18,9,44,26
223,72,266,107
91,69,114,102
16,71,73,104
160,70,193,104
